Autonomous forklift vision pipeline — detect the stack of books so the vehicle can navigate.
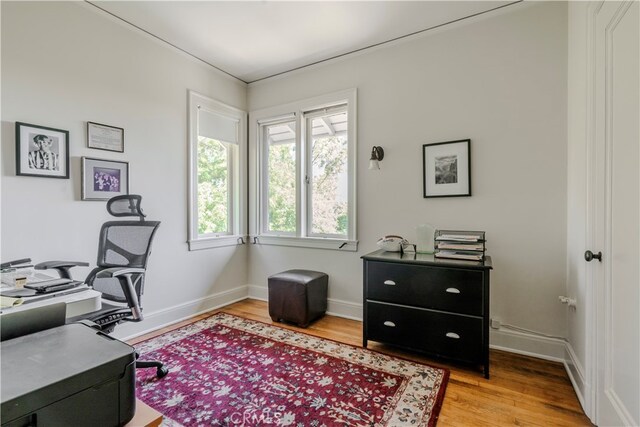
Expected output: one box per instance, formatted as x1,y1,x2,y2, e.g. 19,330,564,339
434,230,486,261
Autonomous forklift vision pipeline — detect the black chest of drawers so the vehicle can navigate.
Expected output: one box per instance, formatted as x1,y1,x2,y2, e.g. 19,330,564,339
362,250,493,378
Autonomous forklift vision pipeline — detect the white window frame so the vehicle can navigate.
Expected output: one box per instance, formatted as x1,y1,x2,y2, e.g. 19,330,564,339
188,90,247,250
249,89,358,251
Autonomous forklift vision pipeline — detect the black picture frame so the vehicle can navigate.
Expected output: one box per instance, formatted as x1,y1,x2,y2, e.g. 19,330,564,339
87,121,125,153
423,139,471,198
15,122,70,179
81,157,130,201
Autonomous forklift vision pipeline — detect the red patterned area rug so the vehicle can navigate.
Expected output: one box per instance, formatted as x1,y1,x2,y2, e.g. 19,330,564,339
135,313,449,427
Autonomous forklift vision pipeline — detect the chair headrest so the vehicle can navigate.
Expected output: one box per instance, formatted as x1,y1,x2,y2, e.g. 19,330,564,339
107,195,146,219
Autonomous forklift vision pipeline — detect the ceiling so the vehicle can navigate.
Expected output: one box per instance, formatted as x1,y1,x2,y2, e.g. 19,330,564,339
90,1,516,84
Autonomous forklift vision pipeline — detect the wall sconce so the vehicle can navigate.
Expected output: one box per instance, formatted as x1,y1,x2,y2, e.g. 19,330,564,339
369,146,384,170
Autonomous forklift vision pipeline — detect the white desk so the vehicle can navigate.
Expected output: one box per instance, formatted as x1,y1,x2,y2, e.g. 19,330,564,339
0,288,101,318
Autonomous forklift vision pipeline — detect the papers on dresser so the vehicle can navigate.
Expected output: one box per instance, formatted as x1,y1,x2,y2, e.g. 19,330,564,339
435,234,482,242
435,251,484,261
436,242,485,251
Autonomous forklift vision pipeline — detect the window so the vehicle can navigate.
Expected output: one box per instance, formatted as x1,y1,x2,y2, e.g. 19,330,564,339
197,136,231,234
250,89,357,251
188,91,246,250
263,119,297,234
306,106,349,238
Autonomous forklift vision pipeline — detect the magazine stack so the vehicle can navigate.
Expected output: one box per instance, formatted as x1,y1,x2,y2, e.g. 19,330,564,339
434,230,486,261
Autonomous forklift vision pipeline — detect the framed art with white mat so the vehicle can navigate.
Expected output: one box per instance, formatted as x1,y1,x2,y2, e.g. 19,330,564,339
423,139,471,198
81,157,129,201
15,122,69,179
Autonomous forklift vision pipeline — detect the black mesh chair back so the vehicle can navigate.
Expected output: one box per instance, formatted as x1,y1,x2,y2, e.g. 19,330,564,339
107,194,145,219
91,220,160,303
88,195,159,303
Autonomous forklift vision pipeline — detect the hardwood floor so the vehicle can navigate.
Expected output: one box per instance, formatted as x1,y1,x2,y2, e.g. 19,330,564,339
131,299,592,426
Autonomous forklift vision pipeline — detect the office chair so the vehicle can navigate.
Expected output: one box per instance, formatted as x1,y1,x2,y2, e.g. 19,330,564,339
35,195,168,378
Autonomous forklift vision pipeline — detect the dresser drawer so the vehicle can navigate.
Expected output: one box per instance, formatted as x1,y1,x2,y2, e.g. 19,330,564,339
365,261,484,315
366,301,483,364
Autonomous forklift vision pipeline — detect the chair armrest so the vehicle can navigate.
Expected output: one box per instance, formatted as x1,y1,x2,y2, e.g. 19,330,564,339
96,267,145,321
95,267,145,278
35,261,90,279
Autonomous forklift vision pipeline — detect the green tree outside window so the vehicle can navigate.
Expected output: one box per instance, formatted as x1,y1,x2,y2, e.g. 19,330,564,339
197,137,229,234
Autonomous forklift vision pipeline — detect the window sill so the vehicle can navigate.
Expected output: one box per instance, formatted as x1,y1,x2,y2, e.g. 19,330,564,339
251,235,358,252
188,235,247,251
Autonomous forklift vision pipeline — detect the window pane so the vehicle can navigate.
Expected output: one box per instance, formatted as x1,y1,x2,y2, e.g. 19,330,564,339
266,122,296,233
310,111,348,236
197,136,229,235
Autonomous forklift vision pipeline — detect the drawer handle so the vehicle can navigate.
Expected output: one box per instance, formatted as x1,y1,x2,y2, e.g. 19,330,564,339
446,332,460,339
445,288,461,294
383,280,396,286
383,321,396,327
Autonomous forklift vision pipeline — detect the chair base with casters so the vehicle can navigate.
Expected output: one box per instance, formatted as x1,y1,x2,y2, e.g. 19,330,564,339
69,304,169,379
36,195,167,379
136,354,169,378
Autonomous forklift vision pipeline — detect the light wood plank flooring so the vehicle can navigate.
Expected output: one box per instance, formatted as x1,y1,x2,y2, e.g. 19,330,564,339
131,299,592,426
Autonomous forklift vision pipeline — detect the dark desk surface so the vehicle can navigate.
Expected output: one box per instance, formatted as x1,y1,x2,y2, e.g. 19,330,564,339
361,249,493,270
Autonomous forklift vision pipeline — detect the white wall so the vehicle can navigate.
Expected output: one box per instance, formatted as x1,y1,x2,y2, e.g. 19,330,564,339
247,2,569,344
1,2,248,338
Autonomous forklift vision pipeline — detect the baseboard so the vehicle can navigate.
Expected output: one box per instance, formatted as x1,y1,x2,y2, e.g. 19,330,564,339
489,327,567,362
247,284,363,321
563,342,591,417
247,284,268,300
326,299,362,321
113,285,249,341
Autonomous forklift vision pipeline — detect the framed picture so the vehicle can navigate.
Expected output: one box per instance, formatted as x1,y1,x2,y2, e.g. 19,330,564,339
87,121,124,152
423,139,471,198
82,157,129,201
15,122,69,179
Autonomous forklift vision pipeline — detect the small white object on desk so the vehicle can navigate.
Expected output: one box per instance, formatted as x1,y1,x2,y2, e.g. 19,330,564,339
416,224,436,254
376,235,408,252
0,296,24,308
0,287,101,318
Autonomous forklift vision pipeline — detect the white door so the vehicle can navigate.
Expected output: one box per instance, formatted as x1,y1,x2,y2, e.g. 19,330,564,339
589,1,639,425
